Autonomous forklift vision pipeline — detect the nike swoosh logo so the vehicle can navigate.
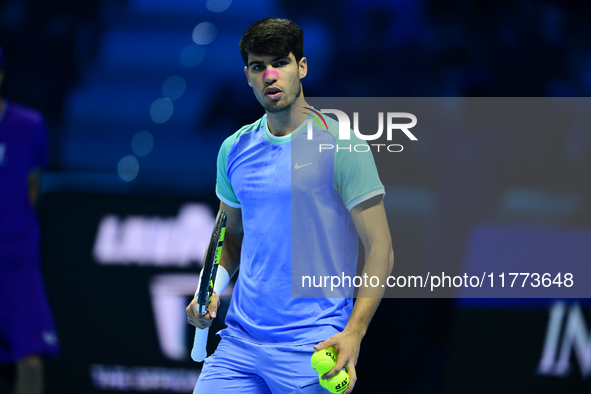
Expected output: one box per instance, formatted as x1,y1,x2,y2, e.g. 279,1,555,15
294,162,313,169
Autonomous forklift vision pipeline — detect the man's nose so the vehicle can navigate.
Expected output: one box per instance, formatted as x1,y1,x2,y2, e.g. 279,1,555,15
263,69,278,83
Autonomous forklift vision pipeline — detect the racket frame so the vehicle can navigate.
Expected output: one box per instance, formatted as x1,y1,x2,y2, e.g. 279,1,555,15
196,209,227,315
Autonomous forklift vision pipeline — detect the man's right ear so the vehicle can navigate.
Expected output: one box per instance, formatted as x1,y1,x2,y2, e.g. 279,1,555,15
244,66,251,87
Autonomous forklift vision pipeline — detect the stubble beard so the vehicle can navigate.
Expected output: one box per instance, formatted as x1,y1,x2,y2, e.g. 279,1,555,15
261,82,302,113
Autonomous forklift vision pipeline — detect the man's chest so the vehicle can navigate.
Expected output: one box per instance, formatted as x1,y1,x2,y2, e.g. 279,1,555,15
228,138,337,207
229,143,292,205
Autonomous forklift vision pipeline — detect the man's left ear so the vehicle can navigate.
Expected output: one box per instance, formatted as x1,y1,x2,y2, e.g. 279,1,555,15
299,57,307,79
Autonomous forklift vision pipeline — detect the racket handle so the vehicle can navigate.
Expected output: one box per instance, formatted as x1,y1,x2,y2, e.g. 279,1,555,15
191,326,209,362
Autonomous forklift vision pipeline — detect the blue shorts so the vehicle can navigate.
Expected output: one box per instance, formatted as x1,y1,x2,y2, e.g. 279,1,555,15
0,254,60,363
194,335,325,394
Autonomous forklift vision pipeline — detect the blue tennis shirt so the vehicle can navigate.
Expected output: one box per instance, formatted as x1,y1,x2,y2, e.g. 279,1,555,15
216,113,384,344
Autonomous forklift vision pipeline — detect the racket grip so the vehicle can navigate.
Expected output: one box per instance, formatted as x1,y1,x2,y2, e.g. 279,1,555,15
191,326,209,362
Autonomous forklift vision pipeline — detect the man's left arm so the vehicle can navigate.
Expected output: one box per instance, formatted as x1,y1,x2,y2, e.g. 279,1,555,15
313,195,394,394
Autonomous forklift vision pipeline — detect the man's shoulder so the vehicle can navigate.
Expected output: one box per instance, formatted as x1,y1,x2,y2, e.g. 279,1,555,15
221,114,266,151
4,101,45,127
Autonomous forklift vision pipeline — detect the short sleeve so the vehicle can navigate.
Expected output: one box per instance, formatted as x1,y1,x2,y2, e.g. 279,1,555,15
334,138,385,210
215,137,241,208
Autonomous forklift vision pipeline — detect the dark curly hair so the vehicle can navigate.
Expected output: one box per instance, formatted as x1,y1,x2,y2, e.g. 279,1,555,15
239,18,303,66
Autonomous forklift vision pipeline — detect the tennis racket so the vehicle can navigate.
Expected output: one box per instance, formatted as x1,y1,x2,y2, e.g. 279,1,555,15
191,209,227,362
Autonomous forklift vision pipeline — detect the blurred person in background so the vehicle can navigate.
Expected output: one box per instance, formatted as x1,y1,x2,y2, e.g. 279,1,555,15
0,44,59,394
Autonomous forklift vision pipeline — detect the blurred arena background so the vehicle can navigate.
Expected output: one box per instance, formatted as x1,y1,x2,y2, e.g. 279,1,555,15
1,0,590,392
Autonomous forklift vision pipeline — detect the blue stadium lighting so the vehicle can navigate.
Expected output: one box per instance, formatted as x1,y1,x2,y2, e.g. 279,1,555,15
206,0,232,13
149,98,174,123
179,44,205,67
192,22,218,45
117,155,140,182
162,75,187,100
131,131,154,157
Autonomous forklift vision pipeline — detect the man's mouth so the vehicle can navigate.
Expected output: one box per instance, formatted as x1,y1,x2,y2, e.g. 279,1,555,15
264,87,282,99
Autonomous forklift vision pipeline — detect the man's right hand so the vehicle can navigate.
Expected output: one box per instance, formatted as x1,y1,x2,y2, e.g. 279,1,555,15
186,292,220,329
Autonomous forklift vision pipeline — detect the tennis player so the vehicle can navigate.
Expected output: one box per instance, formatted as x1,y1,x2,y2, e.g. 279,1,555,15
187,18,393,393
0,45,60,394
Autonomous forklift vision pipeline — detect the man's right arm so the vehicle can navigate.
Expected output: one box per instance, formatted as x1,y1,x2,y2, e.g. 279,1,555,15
217,201,243,279
187,201,242,328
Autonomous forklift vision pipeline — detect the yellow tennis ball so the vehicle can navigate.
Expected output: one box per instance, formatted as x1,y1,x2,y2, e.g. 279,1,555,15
320,369,349,393
311,347,337,375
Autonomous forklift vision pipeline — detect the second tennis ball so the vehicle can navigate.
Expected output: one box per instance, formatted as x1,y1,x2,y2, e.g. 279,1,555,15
320,369,350,393
311,347,337,375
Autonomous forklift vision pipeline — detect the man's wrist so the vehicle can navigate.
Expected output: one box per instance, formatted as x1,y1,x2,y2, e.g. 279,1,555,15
344,322,368,340
195,265,230,297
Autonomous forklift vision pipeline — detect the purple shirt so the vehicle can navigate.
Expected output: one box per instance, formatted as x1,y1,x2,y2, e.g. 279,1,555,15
0,100,48,260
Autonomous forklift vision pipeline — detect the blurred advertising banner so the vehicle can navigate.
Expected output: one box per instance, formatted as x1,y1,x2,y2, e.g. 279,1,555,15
444,299,591,393
38,193,231,393
444,225,591,393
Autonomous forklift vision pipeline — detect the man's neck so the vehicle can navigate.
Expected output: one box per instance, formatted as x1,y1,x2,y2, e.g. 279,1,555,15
266,98,310,137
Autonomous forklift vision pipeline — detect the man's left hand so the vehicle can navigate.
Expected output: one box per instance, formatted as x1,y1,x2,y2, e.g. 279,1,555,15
313,328,363,394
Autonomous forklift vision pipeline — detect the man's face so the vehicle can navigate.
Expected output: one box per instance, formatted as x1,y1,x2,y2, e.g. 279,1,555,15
244,52,307,113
